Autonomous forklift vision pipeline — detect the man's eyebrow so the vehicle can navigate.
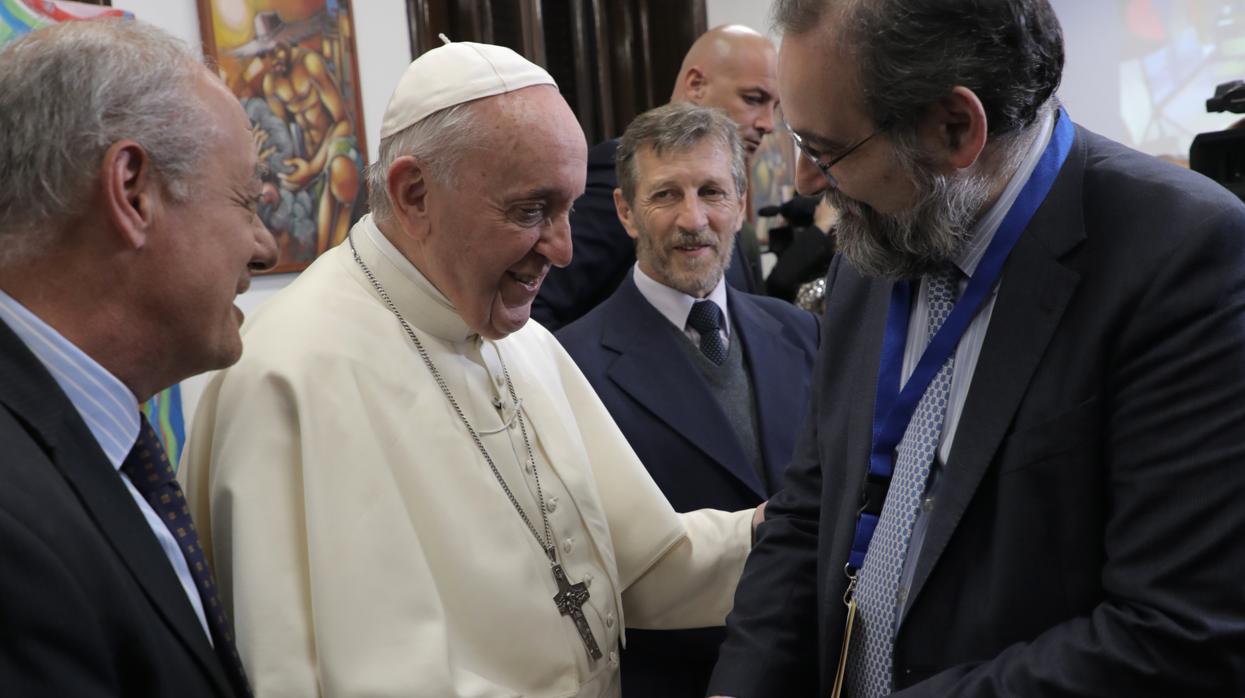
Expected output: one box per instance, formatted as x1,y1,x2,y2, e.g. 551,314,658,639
508,186,566,201
641,177,681,194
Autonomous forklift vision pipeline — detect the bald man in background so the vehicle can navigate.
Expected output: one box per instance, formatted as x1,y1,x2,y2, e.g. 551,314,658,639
532,25,778,331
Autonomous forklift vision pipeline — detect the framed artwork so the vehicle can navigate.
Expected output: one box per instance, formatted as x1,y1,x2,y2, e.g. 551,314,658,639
197,0,368,273
750,106,798,246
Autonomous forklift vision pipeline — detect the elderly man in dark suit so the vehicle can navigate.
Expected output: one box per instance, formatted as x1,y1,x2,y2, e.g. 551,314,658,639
0,20,276,696
707,1,1245,697
533,24,778,331
558,103,818,698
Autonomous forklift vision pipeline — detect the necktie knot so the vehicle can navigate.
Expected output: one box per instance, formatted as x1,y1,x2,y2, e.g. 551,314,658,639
687,300,722,333
686,300,727,365
925,265,962,339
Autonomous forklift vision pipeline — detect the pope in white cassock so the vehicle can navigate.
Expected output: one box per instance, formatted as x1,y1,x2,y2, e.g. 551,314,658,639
181,40,759,698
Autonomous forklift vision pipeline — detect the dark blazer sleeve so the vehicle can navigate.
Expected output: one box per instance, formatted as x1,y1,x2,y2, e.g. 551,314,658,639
706,256,847,697
532,139,634,331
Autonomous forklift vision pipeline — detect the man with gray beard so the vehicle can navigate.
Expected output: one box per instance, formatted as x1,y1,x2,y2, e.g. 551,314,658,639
557,103,818,698
709,1,1245,696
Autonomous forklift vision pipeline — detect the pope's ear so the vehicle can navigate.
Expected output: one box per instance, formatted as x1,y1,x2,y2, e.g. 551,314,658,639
386,156,432,237
613,188,640,241
101,140,157,249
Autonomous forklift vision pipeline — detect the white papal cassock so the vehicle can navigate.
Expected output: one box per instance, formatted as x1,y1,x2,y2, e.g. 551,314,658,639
181,215,753,698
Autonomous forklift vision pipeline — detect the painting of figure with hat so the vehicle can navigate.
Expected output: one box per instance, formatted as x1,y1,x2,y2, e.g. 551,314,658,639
198,0,366,271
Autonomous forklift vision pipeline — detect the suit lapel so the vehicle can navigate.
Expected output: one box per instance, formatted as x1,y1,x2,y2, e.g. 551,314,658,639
903,127,1089,619
730,290,808,490
602,279,766,499
0,322,234,697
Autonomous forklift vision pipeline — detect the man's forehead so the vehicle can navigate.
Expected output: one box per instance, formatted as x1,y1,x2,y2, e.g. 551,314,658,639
717,42,778,83
778,32,863,133
638,141,732,178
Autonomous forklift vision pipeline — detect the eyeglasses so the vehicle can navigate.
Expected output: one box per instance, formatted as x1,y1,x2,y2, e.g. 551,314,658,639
789,127,881,189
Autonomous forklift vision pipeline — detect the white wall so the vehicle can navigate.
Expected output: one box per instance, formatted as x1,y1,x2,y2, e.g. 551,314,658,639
705,0,775,40
109,0,412,422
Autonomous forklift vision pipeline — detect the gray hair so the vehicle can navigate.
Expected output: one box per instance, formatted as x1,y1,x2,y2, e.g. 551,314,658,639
366,102,481,222
0,19,216,267
772,0,1063,140
615,102,747,205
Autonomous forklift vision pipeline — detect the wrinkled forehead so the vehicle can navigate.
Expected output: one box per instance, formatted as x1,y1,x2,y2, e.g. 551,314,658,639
482,87,586,156
459,87,587,197
636,139,734,180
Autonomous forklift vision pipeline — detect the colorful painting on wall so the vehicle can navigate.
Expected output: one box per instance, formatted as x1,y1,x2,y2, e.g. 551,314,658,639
141,384,188,466
0,0,127,42
197,0,368,273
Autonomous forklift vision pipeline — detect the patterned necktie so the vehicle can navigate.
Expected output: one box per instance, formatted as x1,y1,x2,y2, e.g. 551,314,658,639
120,415,252,698
846,266,960,697
686,299,727,365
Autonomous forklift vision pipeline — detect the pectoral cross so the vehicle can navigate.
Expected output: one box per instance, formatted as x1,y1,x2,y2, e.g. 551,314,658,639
551,562,603,661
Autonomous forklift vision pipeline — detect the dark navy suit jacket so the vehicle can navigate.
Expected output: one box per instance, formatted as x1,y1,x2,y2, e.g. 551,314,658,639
533,138,760,332
557,273,818,698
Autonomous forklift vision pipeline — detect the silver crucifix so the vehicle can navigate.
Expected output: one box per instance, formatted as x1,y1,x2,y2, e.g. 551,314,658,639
551,562,603,661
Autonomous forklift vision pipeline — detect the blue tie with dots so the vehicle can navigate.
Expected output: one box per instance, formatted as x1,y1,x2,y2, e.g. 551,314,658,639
121,415,252,698
846,266,960,697
686,299,727,365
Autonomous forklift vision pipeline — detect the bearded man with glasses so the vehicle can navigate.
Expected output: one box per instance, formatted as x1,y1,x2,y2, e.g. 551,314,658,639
709,0,1245,696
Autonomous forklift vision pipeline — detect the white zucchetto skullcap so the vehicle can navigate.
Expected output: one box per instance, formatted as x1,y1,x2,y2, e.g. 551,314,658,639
380,39,557,139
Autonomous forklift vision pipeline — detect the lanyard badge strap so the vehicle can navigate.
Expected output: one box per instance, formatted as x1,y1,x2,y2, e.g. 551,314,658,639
845,108,1076,574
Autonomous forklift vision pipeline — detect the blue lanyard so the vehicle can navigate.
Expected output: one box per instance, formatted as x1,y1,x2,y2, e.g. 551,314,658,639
846,109,1075,572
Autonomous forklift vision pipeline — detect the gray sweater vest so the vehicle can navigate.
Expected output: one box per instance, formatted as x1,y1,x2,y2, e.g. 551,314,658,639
664,320,767,491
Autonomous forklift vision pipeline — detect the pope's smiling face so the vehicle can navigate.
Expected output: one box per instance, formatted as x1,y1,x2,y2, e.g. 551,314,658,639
419,86,587,339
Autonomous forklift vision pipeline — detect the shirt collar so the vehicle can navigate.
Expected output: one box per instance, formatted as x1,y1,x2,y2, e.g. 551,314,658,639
0,290,139,470
632,263,731,338
358,215,476,343
953,107,1056,277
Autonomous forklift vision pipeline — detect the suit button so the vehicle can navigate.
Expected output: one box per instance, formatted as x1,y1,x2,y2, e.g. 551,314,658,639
583,573,593,588
605,612,615,628
608,650,619,668
546,496,558,513
562,538,574,554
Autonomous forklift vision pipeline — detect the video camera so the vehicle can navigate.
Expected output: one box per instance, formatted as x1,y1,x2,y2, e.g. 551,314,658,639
1190,80,1245,202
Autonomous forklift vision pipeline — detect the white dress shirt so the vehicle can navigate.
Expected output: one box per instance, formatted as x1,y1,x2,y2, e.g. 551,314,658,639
632,263,731,350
